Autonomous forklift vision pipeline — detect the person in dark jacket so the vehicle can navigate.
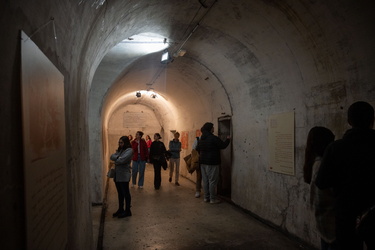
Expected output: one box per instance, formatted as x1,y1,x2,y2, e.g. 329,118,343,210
149,133,167,190
168,132,182,186
196,122,230,204
316,101,375,250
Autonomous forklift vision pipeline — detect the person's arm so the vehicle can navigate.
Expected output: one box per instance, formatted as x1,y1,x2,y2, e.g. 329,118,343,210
110,151,120,161
141,140,149,159
216,136,230,149
116,148,133,164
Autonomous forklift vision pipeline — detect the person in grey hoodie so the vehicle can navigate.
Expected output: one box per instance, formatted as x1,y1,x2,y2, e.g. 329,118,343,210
110,136,133,218
196,122,230,204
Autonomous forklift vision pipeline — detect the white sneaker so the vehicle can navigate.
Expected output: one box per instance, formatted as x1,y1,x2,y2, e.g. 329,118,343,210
131,184,134,188
195,192,200,198
139,186,143,189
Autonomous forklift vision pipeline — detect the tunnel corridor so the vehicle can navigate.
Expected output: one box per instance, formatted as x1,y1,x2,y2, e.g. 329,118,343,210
2,1,375,249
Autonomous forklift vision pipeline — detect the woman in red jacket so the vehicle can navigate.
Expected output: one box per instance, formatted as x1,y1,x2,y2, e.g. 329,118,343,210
131,131,149,188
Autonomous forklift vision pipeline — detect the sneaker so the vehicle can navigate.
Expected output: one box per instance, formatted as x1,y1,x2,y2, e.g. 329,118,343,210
138,186,143,189
195,192,200,198
175,182,180,186
210,199,221,204
169,177,172,182
131,184,135,188
204,198,210,203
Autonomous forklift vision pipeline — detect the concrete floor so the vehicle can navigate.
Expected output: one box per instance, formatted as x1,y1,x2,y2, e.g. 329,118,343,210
93,164,312,250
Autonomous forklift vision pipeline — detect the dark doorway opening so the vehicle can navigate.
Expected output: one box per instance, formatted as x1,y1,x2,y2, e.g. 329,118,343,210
217,116,232,199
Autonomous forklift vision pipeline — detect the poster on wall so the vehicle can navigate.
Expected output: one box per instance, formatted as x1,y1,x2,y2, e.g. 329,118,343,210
21,31,67,249
268,111,295,175
180,131,189,149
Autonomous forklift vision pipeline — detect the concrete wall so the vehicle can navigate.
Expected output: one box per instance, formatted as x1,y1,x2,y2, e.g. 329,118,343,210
1,0,375,249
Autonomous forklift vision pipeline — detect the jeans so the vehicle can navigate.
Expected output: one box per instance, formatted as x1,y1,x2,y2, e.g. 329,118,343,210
115,181,131,212
201,164,219,201
132,155,146,186
169,158,180,182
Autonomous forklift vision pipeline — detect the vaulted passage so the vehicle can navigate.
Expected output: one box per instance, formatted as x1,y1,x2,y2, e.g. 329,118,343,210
2,1,375,249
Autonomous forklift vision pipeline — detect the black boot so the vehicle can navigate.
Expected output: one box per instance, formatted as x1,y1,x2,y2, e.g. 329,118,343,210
118,209,132,218
112,209,123,217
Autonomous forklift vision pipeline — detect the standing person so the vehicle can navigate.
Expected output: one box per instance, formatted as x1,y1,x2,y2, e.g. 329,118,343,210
303,127,336,250
110,136,133,218
196,122,230,204
316,101,375,250
146,135,152,153
192,135,202,198
149,133,167,190
168,132,182,186
128,134,133,142
131,131,148,189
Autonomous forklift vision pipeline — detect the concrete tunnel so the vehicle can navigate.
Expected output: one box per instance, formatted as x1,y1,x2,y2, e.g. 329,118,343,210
1,0,375,249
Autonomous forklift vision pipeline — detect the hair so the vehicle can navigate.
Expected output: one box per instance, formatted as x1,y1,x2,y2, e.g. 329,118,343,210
303,126,335,184
136,131,144,137
174,132,180,136
146,135,151,140
201,122,214,133
154,133,162,139
118,136,132,151
347,101,374,128
128,134,133,140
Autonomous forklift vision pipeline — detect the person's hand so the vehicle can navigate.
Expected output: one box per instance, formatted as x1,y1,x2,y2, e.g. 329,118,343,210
226,135,231,139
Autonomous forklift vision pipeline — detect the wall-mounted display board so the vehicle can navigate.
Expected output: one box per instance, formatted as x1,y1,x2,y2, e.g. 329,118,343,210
268,111,295,175
21,31,67,249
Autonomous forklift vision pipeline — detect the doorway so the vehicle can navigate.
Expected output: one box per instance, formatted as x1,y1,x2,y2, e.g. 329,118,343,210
217,116,232,199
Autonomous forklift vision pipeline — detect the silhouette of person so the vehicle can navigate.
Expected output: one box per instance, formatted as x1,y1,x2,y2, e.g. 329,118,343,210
316,101,375,250
303,127,336,250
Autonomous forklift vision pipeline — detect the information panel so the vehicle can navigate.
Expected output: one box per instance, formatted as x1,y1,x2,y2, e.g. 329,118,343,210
268,111,295,175
21,31,67,249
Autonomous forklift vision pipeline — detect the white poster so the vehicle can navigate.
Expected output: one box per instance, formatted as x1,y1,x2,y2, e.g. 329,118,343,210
21,31,67,249
268,111,295,175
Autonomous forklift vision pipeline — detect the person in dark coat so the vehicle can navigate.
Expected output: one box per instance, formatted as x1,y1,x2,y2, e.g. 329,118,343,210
316,101,375,250
196,122,230,204
149,133,167,190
